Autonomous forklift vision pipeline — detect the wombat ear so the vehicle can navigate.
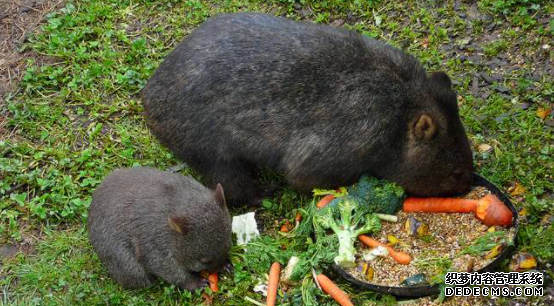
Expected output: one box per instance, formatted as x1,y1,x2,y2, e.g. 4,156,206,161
414,114,438,140
168,216,188,235
214,183,227,208
429,71,452,89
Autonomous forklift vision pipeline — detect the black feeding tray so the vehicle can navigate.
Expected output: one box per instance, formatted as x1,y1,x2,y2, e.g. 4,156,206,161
332,174,519,298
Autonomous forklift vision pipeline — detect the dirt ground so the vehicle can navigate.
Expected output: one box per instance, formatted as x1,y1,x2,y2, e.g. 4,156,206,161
0,0,63,112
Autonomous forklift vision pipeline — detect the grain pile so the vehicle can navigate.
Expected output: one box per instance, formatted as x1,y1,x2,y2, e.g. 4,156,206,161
349,187,516,286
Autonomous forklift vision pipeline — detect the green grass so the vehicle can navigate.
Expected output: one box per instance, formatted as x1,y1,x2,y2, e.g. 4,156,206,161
1,0,553,305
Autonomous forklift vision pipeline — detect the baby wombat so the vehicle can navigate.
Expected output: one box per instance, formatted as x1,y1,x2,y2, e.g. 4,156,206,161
87,167,232,290
141,13,474,206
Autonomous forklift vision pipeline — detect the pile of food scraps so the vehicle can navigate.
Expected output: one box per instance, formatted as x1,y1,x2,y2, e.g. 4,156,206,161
347,186,516,287
242,177,517,305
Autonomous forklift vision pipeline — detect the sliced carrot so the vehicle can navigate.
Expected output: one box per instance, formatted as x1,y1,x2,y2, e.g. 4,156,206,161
316,274,354,306
316,194,335,208
200,271,219,293
280,220,293,232
358,235,412,265
266,262,281,306
207,273,218,292
295,211,302,222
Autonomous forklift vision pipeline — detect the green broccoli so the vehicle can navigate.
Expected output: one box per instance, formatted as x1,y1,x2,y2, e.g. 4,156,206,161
314,196,381,268
348,175,405,215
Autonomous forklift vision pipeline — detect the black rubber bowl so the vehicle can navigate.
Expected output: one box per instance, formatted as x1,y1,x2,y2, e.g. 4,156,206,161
332,174,519,298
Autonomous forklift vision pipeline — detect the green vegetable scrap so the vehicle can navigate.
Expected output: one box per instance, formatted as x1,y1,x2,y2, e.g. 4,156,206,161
314,196,382,268
459,231,511,256
347,175,406,215
242,175,406,289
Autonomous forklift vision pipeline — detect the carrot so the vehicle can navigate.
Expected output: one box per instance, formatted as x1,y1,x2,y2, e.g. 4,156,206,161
280,220,293,232
266,262,281,306
317,194,335,208
403,194,513,227
358,235,412,265
404,197,477,213
316,274,354,306
207,273,218,292
294,211,302,227
200,271,219,292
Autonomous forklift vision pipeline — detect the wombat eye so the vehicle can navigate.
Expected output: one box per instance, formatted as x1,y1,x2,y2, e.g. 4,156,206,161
200,258,212,264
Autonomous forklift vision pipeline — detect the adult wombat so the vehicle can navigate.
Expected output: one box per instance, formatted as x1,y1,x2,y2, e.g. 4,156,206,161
87,167,232,290
141,13,474,207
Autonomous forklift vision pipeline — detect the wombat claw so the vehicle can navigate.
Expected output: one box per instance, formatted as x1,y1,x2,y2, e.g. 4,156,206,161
222,262,234,274
185,277,209,291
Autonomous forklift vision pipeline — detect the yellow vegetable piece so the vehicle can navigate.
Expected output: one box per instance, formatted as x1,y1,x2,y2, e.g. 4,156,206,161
417,223,429,236
356,262,374,280
405,216,429,237
365,266,374,280
510,253,537,271
387,235,400,246
484,244,504,260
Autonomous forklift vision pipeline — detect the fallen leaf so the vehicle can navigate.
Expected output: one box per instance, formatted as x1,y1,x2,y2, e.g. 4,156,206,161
537,107,552,120
374,13,382,26
541,214,554,226
509,183,526,196
330,19,345,27
477,143,492,153
519,208,527,216
422,37,429,49
202,292,213,305
494,85,510,94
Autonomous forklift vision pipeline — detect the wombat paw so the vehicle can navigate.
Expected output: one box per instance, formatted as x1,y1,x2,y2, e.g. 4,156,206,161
184,277,209,291
222,262,234,274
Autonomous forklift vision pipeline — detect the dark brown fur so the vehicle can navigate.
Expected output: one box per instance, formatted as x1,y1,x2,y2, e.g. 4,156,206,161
141,13,474,206
87,167,232,290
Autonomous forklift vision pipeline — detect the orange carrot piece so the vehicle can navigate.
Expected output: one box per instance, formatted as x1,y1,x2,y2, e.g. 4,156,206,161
358,235,412,265
403,194,513,227
280,220,293,232
316,274,354,306
403,197,477,213
266,262,281,306
200,271,219,293
317,194,335,208
207,273,218,292
295,211,302,223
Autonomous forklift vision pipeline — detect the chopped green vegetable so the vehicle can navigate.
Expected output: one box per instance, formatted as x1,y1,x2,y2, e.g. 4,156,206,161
312,187,348,197
459,231,510,256
347,175,405,215
314,196,382,268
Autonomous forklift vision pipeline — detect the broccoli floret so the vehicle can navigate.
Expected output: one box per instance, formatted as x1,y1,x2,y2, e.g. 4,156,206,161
348,175,405,215
314,196,381,268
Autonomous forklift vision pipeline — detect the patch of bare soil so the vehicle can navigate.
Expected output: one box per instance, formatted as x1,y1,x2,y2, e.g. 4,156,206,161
0,0,64,111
